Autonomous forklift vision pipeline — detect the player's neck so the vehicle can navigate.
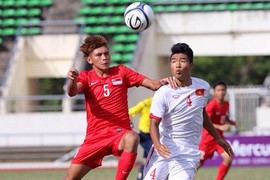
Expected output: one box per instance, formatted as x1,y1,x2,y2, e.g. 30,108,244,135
174,77,192,87
93,67,109,78
216,98,225,104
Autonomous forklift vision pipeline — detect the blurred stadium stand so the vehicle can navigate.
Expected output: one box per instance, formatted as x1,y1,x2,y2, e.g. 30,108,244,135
0,0,270,164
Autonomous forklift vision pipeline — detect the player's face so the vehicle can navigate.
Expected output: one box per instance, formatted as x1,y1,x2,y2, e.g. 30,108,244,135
170,53,192,81
87,46,110,71
214,85,227,101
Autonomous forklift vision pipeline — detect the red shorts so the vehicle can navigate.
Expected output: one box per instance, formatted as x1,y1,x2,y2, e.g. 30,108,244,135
199,139,225,161
71,127,132,169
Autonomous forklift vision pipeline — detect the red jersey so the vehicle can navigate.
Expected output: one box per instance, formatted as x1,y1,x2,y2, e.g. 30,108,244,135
201,98,229,141
77,65,145,138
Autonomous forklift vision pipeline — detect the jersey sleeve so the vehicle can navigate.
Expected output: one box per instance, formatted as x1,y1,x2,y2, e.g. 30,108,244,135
150,86,167,121
193,77,211,107
205,100,215,119
77,70,88,91
204,82,211,107
121,65,146,87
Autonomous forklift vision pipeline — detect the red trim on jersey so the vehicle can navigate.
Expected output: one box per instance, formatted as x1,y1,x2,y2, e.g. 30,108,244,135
150,113,161,121
145,145,155,167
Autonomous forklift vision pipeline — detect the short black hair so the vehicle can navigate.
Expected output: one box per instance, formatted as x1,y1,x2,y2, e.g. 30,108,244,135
212,80,227,89
170,43,193,63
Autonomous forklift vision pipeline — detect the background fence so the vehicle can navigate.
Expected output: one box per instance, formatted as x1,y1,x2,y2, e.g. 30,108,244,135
1,85,270,133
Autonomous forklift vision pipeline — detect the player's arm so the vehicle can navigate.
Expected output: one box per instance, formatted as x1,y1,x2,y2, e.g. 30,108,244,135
150,118,170,159
141,77,177,91
129,102,144,117
129,102,143,130
213,123,230,131
67,67,82,97
202,109,234,157
225,118,237,127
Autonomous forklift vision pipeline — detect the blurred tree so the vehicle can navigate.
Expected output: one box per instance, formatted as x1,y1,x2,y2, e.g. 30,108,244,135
39,78,65,95
192,56,270,86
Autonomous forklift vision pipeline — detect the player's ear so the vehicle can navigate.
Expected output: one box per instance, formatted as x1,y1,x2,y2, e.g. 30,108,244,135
86,56,93,64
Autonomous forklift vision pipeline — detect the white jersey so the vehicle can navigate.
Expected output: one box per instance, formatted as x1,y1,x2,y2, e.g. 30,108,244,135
144,77,210,180
150,77,210,148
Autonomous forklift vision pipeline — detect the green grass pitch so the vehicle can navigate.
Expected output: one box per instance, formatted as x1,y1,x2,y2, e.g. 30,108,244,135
0,166,269,180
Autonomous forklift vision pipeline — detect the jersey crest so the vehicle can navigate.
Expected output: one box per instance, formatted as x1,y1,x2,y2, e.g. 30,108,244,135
112,78,123,85
195,89,205,96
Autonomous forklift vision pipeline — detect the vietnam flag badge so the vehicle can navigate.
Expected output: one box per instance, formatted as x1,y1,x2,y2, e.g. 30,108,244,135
195,89,205,96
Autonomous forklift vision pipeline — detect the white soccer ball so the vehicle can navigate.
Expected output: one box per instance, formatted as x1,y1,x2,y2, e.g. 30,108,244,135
124,2,154,32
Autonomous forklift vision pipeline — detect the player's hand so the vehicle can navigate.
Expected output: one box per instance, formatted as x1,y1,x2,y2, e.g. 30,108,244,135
68,67,79,80
160,77,178,89
229,120,237,127
217,138,234,157
155,143,170,159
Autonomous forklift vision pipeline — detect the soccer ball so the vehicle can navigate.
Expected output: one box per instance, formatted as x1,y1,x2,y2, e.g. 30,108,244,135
124,2,154,32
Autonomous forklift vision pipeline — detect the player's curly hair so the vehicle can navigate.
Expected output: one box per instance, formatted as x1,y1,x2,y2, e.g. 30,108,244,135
80,35,108,59
170,43,193,63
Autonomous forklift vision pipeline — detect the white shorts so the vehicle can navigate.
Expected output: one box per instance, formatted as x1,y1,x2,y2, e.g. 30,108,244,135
143,144,200,180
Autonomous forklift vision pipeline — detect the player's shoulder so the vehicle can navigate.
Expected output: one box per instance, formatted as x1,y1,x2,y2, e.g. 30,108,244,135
154,85,173,97
191,77,210,89
79,69,91,78
111,64,131,70
158,84,172,91
109,65,121,71
208,98,217,106
80,69,89,74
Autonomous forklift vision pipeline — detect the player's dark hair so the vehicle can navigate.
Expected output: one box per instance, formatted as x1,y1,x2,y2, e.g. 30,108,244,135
80,35,108,59
170,43,193,63
213,80,227,90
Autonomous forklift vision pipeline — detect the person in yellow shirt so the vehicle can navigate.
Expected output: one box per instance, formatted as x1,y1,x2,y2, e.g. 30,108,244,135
129,97,153,180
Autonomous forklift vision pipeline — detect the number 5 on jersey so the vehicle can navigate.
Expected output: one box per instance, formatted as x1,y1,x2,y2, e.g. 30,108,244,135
103,84,110,97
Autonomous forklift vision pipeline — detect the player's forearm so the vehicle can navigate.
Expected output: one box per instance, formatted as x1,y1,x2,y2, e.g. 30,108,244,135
67,80,78,97
150,129,161,148
204,120,223,141
226,119,237,126
145,79,162,91
67,68,80,97
213,123,219,129
141,77,177,91
150,119,161,147
213,123,230,131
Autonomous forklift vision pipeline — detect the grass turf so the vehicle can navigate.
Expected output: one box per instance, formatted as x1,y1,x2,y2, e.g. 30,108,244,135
0,166,269,180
